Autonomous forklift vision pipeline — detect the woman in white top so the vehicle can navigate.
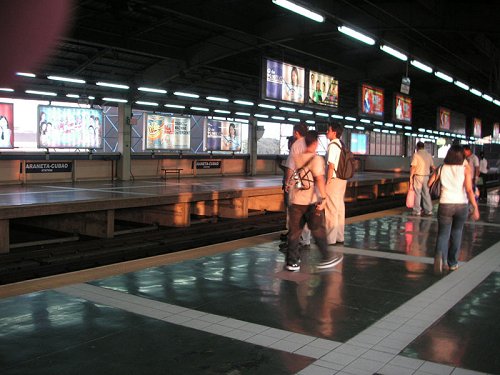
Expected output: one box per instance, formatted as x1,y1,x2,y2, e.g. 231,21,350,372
429,145,479,274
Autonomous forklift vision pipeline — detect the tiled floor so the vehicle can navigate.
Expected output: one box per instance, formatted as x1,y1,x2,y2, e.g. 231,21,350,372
0,188,499,374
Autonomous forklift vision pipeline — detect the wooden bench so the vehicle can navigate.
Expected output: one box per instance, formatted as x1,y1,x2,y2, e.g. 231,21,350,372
161,168,183,182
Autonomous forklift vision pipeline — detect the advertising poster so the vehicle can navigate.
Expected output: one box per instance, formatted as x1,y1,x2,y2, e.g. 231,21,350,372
308,70,339,108
473,118,482,138
438,107,451,130
264,58,305,104
360,84,384,118
205,120,242,151
493,122,499,139
38,105,103,149
0,102,14,148
394,94,412,123
145,114,190,150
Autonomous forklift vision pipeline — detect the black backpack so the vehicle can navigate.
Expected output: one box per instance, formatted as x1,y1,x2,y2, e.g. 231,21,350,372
333,141,355,180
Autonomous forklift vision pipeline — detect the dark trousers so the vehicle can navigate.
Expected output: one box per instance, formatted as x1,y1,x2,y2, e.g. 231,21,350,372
287,204,329,264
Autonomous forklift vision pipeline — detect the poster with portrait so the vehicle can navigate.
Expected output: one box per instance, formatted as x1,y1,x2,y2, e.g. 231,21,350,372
145,114,190,150
205,120,242,151
263,58,305,104
359,83,384,118
38,105,103,149
308,70,339,108
393,93,412,124
473,118,482,138
493,122,499,139
438,107,451,130
0,103,14,148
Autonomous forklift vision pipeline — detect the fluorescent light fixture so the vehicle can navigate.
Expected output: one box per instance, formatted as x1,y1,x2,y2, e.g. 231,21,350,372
344,125,354,129
384,123,394,127
165,104,185,109
298,109,313,115
331,114,344,119
434,71,453,82
272,0,324,22
338,25,375,45
212,116,227,121
258,103,276,109
288,117,300,122
103,97,127,103
0,88,14,92
360,119,371,123
214,109,231,114
405,126,412,130
235,118,249,123
493,99,500,106
254,114,268,118
96,81,129,89
345,116,357,121
66,94,80,98
445,133,451,136
234,100,254,106
272,116,285,120
191,106,209,111
136,101,158,106
418,128,426,132
16,72,36,78
410,59,433,73
316,112,329,117
279,106,295,112
389,130,396,134
88,96,95,100
432,130,439,134
373,121,383,125
470,88,482,96
235,112,250,116
482,94,493,102
206,96,229,102
395,124,403,129
26,90,56,96
426,129,433,133
373,128,381,132
382,129,389,133
174,91,199,98
306,120,315,124
355,126,365,130
138,87,167,94
380,45,407,61
48,75,86,84
454,80,469,90
404,133,412,137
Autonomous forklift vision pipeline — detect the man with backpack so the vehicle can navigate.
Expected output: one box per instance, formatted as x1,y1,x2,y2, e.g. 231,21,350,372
325,122,352,245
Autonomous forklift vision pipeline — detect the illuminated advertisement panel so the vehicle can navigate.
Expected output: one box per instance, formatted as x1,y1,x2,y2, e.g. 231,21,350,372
308,70,339,108
359,83,384,118
437,107,451,130
393,93,412,124
263,58,305,104
144,114,190,150
205,120,243,151
0,103,14,148
493,122,499,139
473,118,482,138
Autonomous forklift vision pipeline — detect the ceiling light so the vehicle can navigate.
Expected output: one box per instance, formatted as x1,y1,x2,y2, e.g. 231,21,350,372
380,45,407,61
395,124,403,129
235,112,250,116
482,94,493,102
338,26,375,45
345,116,357,121
174,91,199,98
298,109,313,115
191,106,209,111
88,96,95,100
331,114,344,119
212,116,227,121
66,94,80,98
25,90,56,96
206,96,229,102
254,114,268,118
0,88,14,92
48,75,86,84
345,125,354,129
288,118,300,122
316,112,329,117
404,126,412,130
454,80,469,90
360,119,371,123
306,120,315,124
373,128,381,132
272,116,285,120
214,109,231,114
96,81,129,89
234,118,249,123
384,123,394,127
493,99,500,106
410,59,432,73
234,100,254,106
434,71,453,82
272,0,324,22
355,126,365,130
258,103,276,109
373,121,383,126
103,97,128,103
279,106,295,112
469,88,482,96
136,101,159,106
165,104,185,109
138,87,167,94
16,72,36,78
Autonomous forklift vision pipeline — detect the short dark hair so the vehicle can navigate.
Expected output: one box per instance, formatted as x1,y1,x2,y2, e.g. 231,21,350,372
293,123,308,137
416,141,425,149
327,122,344,138
305,130,319,147
463,145,471,151
444,144,465,165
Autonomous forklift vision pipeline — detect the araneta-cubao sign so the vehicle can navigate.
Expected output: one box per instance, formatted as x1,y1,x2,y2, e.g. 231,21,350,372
24,162,73,173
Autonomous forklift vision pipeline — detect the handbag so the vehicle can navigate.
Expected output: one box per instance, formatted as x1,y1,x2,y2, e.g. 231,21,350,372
406,188,415,208
429,166,442,199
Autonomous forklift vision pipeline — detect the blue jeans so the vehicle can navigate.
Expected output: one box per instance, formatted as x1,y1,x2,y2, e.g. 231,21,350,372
435,203,468,267
287,204,329,264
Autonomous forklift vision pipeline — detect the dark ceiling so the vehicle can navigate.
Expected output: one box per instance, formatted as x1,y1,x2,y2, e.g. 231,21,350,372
8,0,500,135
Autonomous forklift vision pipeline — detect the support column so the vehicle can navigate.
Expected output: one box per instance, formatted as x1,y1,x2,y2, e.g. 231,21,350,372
248,117,257,176
0,219,9,253
117,103,132,181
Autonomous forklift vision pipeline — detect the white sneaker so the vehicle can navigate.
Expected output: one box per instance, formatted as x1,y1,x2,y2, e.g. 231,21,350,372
317,255,343,269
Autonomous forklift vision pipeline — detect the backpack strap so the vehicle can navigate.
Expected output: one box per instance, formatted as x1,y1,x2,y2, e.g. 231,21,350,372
331,140,343,174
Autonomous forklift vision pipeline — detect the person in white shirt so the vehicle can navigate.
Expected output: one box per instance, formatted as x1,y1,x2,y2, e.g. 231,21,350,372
478,152,488,200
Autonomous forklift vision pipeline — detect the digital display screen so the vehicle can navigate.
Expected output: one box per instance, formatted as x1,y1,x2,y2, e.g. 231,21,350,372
0,102,14,148
205,120,243,151
393,93,412,124
263,58,305,104
144,114,190,150
308,70,339,108
360,83,384,118
37,105,103,149
437,107,451,130
473,117,482,138
351,133,367,155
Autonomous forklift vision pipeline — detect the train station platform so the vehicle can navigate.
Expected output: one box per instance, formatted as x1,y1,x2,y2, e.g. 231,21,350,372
0,181,499,374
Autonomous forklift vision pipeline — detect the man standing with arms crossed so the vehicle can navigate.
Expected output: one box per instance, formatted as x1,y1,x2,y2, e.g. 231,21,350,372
410,141,435,216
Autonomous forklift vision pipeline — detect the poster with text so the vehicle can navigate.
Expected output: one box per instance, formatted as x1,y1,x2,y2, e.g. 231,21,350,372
360,84,384,118
473,118,481,138
308,70,339,108
394,94,412,124
264,58,305,104
438,107,451,130
145,114,190,150
205,120,242,151
0,103,14,148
